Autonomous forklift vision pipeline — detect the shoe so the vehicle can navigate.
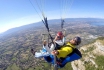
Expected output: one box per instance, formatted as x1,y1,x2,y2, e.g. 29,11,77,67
31,49,36,55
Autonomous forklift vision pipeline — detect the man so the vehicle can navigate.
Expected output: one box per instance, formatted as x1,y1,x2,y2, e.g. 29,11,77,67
51,36,81,58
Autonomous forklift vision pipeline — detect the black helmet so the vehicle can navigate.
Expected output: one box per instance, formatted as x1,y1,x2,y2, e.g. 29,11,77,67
74,37,81,45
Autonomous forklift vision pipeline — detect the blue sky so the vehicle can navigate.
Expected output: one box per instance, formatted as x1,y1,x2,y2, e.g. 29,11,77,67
0,0,104,33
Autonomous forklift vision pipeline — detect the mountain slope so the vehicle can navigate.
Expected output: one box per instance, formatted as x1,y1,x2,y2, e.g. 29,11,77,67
72,37,104,70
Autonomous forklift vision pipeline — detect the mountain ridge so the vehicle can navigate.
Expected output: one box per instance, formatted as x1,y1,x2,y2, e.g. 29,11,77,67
0,18,104,37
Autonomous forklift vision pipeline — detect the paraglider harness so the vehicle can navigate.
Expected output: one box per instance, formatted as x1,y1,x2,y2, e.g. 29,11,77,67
55,44,82,68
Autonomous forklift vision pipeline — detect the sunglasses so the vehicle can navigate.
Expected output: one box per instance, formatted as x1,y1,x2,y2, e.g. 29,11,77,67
57,36,61,38
73,38,78,45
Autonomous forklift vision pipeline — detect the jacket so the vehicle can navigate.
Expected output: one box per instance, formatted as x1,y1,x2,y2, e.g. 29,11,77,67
57,42,75,58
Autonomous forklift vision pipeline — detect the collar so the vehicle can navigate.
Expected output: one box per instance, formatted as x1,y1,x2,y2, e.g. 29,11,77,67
66,42,75,48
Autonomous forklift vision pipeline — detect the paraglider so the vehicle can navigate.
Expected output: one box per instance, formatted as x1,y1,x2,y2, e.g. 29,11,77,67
29,0,82,70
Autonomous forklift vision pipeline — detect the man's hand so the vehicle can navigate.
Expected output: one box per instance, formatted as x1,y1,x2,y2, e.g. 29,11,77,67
43,40,47,46
51,50,59,55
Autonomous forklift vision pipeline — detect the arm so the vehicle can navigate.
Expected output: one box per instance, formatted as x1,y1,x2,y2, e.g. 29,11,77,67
43,40,51,54
51,47,73,58
53,35,58,42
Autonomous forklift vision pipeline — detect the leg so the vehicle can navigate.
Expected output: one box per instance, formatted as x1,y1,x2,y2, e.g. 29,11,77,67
35,51,50,58
44,56,52,62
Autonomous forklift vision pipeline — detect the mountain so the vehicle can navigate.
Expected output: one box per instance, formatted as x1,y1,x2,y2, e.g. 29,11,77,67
0,18,104,70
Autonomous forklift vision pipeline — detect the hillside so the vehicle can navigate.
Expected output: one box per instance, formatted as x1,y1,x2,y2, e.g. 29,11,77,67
0,18,104,70
72,37,104,70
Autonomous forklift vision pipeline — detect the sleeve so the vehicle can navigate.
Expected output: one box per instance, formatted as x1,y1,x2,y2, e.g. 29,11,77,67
62,37,65,44
55,37,65,46
50,44,55,52
55,40,64,46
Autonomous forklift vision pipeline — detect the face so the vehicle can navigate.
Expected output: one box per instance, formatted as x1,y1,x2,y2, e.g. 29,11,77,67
57,36,61,40
70,38,77,45
57,34,62,40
